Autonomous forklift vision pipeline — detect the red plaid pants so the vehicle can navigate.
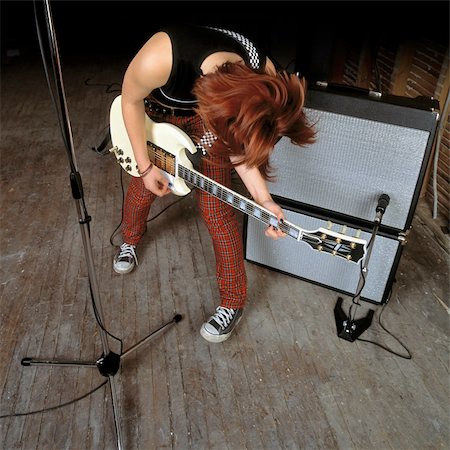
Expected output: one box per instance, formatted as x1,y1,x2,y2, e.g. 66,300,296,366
122,109,247,310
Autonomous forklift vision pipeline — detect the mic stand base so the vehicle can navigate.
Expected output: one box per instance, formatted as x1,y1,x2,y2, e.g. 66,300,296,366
20,314,182,450
334,297,374,342
21,314,182,370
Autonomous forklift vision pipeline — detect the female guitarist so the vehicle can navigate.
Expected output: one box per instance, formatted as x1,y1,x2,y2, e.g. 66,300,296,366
114,24,316,343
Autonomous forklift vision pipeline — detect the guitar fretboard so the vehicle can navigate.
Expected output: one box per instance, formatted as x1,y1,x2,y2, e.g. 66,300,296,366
178,165,306,242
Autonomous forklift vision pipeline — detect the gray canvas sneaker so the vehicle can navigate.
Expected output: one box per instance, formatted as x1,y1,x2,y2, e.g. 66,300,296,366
200,306,243,343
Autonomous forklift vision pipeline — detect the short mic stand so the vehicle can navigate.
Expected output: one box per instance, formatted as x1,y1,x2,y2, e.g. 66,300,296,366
334,194,390,341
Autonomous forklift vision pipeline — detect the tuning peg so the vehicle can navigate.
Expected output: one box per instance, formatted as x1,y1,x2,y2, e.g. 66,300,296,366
321,232,327,239
350,229,362,248
346,255,352,260
335,225,347,244
109,146,118,154
327,221,333,230
317,245,323,252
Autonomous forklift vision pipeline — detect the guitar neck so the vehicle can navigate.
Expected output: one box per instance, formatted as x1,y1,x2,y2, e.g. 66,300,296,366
178,165,305,241
145,141,366,263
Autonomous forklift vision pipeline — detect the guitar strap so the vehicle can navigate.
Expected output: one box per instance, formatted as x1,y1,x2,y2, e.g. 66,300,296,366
196,130,218,156
188,130,218,168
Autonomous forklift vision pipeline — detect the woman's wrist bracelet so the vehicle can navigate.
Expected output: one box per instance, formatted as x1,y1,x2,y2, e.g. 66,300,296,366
138,162,153,178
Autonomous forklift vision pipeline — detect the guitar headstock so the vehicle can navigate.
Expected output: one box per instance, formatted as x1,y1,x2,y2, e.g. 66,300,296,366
303,222,367,263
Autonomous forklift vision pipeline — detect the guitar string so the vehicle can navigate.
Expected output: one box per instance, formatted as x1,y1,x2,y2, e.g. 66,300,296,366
150,147,303,232
149,148,360,260
179,166,357,259
162,152,356,257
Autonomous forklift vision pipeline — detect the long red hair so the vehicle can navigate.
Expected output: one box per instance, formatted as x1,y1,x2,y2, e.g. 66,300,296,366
193,62,316,179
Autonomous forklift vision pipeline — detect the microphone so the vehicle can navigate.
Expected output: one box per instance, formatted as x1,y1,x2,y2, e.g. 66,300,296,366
376,193,390,214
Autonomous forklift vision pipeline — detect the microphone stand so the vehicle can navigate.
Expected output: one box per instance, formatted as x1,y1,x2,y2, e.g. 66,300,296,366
334,194,390,341
21,2,182,449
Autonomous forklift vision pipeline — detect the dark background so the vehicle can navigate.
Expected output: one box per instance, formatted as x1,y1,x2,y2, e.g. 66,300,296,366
2,0,449,80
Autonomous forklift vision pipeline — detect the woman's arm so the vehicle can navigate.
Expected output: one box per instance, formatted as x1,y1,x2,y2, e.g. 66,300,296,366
121,32,173,196
232,158,286,240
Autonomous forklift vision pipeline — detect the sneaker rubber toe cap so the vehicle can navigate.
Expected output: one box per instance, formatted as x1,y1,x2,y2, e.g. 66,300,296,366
113,261,135,274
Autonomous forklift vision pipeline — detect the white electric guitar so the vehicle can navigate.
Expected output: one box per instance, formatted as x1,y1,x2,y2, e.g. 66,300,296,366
109,95,367,263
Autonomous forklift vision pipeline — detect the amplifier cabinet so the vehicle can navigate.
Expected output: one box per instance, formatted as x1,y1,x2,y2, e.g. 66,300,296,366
268,84,440,233
243,202,404,305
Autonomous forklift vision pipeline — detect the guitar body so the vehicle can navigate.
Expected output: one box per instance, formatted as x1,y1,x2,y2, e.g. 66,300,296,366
109,95,197,196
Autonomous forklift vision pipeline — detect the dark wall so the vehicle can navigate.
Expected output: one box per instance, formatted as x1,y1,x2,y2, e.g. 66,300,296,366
2,1,449,73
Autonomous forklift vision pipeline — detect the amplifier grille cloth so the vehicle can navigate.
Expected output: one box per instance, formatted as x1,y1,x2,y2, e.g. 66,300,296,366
245,208,401,304
268,109,430,231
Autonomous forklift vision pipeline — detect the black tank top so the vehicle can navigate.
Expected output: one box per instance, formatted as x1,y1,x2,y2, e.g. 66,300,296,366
151,25,267,109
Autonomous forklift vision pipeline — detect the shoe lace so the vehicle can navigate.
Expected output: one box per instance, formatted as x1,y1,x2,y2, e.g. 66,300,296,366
118,243,138,265
212,306,235,329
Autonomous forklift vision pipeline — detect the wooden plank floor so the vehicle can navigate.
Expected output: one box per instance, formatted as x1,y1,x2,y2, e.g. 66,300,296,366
1,54,449,450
